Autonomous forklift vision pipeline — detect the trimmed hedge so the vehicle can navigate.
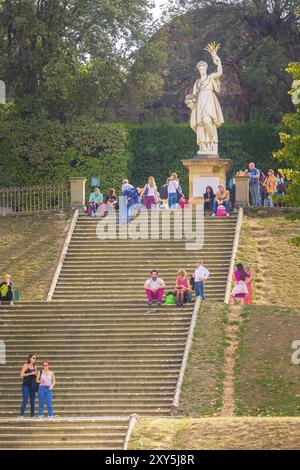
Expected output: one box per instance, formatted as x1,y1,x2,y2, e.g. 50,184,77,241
128,122,282,194
0,119,131,194
0,119,282,196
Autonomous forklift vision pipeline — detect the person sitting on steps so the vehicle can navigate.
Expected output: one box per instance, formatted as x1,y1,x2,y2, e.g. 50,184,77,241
144,270,165,306
87,187,104,217
0,274,14,305
212,184,230,216
203,185,215,213
174,269,192,308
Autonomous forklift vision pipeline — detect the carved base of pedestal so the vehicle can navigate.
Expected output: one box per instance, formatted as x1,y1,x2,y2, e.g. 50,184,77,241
195,152,219,160
182,157,232,205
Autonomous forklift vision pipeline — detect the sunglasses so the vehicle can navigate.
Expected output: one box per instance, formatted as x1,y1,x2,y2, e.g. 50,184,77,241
42,364,48,367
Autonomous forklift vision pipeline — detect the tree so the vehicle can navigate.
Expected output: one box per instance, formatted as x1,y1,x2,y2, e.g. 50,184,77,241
0,0,153,120
274,62,300,205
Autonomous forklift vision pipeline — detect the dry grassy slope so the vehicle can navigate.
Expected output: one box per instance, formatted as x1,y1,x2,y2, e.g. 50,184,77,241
178,302,228,417
0,214,71,300
235,305,300,416
129,417,300,450
235,215,300,308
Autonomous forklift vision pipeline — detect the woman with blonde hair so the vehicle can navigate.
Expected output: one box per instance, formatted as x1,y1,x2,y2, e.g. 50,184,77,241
0,274,14,305
140,176,158,210
174,269,192,308
167,173,180,209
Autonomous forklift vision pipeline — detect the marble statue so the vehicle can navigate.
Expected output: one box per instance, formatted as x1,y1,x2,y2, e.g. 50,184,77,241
185,42,224,155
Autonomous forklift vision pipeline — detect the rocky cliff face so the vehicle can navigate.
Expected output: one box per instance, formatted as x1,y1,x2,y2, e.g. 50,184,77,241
118,4,299,123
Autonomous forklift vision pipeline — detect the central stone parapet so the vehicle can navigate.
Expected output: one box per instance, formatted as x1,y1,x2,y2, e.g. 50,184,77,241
182,155,232,204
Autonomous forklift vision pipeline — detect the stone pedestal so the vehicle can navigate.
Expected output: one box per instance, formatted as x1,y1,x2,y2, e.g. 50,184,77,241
69,177,87,211
235,175,249,205
182,156,232,205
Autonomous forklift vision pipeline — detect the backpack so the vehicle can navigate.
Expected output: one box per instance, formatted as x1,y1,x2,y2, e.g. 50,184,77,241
165,292,176,304
0,283,9,298
160,184,168,200
216,205,227,217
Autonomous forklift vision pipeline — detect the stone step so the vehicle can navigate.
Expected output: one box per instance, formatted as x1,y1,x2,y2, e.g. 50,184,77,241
53,285,225,292
0,410,169,417
0,319,191,327
55,278,225,284
0,403,171,411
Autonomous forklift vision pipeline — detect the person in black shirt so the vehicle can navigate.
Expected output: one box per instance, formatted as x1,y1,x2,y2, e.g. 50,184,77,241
105,188,119,214
20,354,38,418
203,186,215,213
0,274,14,305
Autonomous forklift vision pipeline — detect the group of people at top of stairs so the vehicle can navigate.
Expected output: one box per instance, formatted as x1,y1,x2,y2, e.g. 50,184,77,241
87,173,189,221
87,162,288,220
230,163,288,208
19,355,56,419
144,259,210,308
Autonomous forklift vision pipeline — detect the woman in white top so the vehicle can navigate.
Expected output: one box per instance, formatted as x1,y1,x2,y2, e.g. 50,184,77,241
140,176,159,210
167,173,179,209
36,360,56,419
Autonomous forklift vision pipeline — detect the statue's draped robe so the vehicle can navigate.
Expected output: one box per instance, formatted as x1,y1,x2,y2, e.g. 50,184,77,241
190,74,224,147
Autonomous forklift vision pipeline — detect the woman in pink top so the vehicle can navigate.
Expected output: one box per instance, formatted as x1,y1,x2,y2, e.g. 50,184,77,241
174,269,192,308
230,263,251,305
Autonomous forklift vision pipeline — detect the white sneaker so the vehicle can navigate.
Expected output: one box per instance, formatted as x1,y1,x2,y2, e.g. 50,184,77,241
211,213,216,217
38,416,43,420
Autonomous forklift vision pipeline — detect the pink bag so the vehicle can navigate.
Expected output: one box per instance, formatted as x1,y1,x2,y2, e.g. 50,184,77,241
216,205,227,216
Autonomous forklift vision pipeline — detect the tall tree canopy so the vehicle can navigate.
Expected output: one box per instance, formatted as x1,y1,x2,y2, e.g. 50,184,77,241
119,0,300,123
0,0,153,120
274,62,300,205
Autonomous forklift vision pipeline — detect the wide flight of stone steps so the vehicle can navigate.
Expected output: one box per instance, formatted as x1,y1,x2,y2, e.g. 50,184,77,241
0,211,237,448
0,301,193,418
0,417,129,449
53,212,237,302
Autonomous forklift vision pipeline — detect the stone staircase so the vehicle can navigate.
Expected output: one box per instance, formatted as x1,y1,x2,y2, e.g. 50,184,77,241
53,213,237,302
0,417,129,449
0,301,193,417
0,211,237,448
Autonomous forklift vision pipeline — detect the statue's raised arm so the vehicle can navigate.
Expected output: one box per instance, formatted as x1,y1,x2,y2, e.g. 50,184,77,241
185,41,224,155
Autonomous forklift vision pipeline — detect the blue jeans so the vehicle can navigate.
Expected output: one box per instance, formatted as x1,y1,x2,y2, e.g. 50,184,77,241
119,197,129,224
264,193,275,207
168,193,177,209
38,386,53,417
250,182,261,207
194,281,205,300
21,385,36,417
212,200,230,214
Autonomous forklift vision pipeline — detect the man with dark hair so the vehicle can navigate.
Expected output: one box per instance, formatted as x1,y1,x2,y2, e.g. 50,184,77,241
144,270,166,306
